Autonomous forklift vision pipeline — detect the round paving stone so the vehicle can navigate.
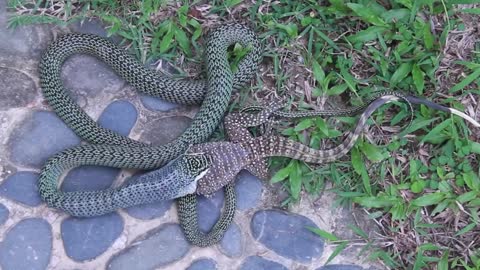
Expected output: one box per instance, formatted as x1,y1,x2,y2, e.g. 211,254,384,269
60,55,124,99
61,100,137,192
316,265,363,270
107,223,190,270
61,166,120,192
139,116,191,145
70,18,108,37
124,174,173,220
235,170,263,210
239,256,287,270
187,258,217,270
0,218,52,270
0,171,42,206
140,95,180,112
7,111,80,168
197,190,224,232
0,203,8,225
97,100,137,137
0,67,37,109
251,210,325,263
0,1,51,58
62,213,124,261
220,223,243,257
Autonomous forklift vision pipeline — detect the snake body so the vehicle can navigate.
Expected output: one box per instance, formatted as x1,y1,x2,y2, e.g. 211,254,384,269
38,24,261,219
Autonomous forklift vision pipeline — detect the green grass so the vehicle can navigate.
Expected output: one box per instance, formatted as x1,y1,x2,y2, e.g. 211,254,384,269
8,0,480,269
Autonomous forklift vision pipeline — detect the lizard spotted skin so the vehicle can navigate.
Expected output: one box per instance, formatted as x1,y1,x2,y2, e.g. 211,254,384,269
172,93,480,246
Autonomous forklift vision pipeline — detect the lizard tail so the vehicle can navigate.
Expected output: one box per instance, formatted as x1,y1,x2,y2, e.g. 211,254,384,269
252,95,404,163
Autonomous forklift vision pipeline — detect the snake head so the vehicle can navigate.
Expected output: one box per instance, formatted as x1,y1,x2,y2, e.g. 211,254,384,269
182,152,212,179
173,153,212,197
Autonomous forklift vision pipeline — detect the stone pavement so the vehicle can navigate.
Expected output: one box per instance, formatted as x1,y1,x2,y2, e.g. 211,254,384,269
0,3,385,270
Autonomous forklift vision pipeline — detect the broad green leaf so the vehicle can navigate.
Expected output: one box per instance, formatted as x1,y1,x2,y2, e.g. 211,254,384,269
402,117,439,135
360,142,385,162
353,196,399,208
458,8,480,14
327,84,348,95
307,227,339,241
294,119,314,132
351,147,363,175
347,3,387,26
347,224,369,239
382,8,410,22
289,162,302,199
270,162,293,183
390,62,412,87
411,192,446,207
412,64,425,94
315,118,329,136
456,191,478,203
420,119,450,143
325,241,348,265
175,28,191,56
463,171,480,191
159,27,174,53
275,23,298,37
438,251,449,270
471,141,480,154
314,29,341,52
312,60,326,84
410,180,426,193
423,22,434,49
347,26,386,44
361,166,372,195
340,69,357,93
448,0,480,3
449,68,480,93
454,223,476,236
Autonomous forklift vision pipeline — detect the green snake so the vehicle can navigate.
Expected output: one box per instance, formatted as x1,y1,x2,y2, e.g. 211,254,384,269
37,24,261,218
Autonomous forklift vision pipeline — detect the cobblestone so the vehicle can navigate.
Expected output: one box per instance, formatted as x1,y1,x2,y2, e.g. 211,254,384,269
0,218,52,270
251,210,325,263
0,171,42,206
61,213,124,261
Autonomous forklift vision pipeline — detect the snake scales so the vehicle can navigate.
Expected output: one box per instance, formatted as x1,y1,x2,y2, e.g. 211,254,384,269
37,24,261,220
36,21,480,246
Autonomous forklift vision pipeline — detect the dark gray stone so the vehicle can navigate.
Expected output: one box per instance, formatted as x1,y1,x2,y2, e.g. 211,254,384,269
239,256,287,270
97,100,137,137
139,116,191,145
0,203,8,225
61,166,119,192
61,100,137,192
0,218,52,270
220,223,242,257
107,224,190,270
187,258,217,270
0,1,51,58
251,210,325,263
70,18,108,37
0,171,42,206
62,213,124,261
125,198,173,220
8,111,80,168
61,55,124,99
124,174,173,220
316,265,363,270
0,67,37,109
198,189,224,232
235,170,263,210
140,95,180,112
